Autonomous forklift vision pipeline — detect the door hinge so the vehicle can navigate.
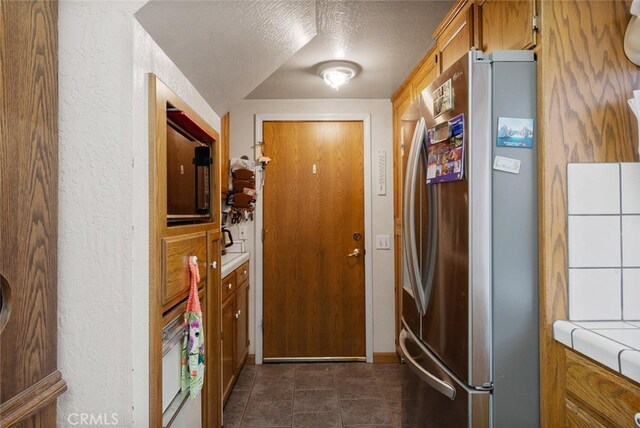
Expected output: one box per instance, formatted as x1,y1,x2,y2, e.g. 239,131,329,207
475,382,494,392
532,14,540,31
262,229,266,243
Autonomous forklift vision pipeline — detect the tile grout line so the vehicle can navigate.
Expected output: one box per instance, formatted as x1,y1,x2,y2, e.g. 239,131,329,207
619,163,625,321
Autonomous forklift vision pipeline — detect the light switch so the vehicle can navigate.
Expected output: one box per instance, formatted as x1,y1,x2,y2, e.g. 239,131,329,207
376,235,390,250
238,225,248,239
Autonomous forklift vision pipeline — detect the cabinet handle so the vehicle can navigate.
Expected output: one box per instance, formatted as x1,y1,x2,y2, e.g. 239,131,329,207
227,283,233,290
634,413,640,427
210,261,217,269
242,270,247,276
234,310,241,320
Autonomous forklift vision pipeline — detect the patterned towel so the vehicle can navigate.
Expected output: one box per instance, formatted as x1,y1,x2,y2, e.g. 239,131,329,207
181,256,205,398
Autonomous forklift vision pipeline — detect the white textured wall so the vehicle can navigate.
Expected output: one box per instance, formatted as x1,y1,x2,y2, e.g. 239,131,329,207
227,99,395,355
58,2,220,425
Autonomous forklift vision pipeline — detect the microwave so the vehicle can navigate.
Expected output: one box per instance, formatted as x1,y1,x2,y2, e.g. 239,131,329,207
166,110,213,223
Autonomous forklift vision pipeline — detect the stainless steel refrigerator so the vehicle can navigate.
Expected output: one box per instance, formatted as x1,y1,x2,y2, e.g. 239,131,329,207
399,50,539,427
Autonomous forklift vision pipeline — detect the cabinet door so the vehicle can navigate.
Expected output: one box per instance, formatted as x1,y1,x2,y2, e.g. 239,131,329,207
234,282,249,373
412,50,439,97
565,398,608,428
478,0,536,52
221,296,236,404
436,4,474,73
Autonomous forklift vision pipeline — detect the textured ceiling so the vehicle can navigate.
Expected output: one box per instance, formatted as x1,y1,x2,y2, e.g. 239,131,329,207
136,1,453,113
248,1,452,100
136,1,317,114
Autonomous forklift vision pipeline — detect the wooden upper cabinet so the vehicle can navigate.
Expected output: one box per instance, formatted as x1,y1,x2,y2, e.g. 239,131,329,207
434,0,475,74
411,50,439,98
478,0,537,52
220,112,230,195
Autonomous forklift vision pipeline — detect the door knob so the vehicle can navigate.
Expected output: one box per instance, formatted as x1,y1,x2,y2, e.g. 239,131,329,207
347,249,361,258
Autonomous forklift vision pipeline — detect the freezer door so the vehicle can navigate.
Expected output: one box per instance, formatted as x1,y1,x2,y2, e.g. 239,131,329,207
398,325,490,428
417,53,472,383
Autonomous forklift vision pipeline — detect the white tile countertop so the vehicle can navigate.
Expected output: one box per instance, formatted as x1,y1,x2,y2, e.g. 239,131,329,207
554,320,640,384
221,251,250,278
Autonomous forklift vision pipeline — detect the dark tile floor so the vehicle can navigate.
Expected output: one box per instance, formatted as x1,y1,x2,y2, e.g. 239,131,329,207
223,362,406,427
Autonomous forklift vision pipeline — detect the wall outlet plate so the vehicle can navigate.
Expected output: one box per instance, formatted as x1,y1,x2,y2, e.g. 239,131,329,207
238,225,248,240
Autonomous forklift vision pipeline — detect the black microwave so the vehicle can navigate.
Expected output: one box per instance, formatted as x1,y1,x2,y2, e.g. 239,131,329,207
166,109,213,223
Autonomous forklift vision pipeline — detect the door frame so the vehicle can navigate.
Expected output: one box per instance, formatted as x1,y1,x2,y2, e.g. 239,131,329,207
254,113,374,364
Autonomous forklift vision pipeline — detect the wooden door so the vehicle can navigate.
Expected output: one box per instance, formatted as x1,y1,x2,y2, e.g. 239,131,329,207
0,1,67,426
262,121,365,360
234,282,249,372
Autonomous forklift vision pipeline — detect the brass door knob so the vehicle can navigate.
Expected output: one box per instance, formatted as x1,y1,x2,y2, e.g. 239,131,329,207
347,249,361,258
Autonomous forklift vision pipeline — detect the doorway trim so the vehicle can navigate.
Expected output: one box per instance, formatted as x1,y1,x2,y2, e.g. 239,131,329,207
254,113,373,364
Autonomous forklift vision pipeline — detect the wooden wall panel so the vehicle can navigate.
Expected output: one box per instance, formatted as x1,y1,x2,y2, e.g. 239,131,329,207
0,1,66,426
537,1,640,426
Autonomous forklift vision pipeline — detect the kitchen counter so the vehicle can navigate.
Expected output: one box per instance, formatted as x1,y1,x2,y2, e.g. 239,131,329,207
554,320,640,384
221,252,250,278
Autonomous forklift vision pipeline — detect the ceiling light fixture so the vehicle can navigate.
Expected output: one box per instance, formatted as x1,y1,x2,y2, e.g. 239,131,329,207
316,61,360,91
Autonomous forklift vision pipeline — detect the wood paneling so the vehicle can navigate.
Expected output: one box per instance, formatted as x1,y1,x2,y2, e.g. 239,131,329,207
262,121,365,359
565,349,640,427
0,1,66,425
221,112,230,195
537,1,640,426
478,0,536,52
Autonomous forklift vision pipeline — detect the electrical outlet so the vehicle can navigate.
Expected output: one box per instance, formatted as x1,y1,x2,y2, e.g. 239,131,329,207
376,235,390,250
238,225,248,240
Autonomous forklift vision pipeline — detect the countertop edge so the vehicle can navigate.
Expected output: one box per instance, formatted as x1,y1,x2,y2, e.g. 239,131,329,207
221,252,250,278
553,319,640,385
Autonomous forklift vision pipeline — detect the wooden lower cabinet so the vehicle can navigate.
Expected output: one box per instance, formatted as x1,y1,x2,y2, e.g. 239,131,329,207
235,282,249,373
221,262,250,404
221,295,237,402
564,349,640,428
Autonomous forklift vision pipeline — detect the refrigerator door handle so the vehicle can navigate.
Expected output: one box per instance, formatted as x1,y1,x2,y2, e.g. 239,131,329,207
403,117,427,315
399,329,456,400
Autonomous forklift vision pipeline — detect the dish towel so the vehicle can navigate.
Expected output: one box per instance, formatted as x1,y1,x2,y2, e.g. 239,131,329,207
181,256,205,398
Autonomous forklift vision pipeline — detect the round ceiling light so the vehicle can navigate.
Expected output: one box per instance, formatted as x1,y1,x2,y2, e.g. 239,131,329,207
316,61,360,91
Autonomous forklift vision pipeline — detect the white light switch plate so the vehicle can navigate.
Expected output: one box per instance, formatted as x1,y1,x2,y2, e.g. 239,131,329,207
238,226,248,240
376,235,391,250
